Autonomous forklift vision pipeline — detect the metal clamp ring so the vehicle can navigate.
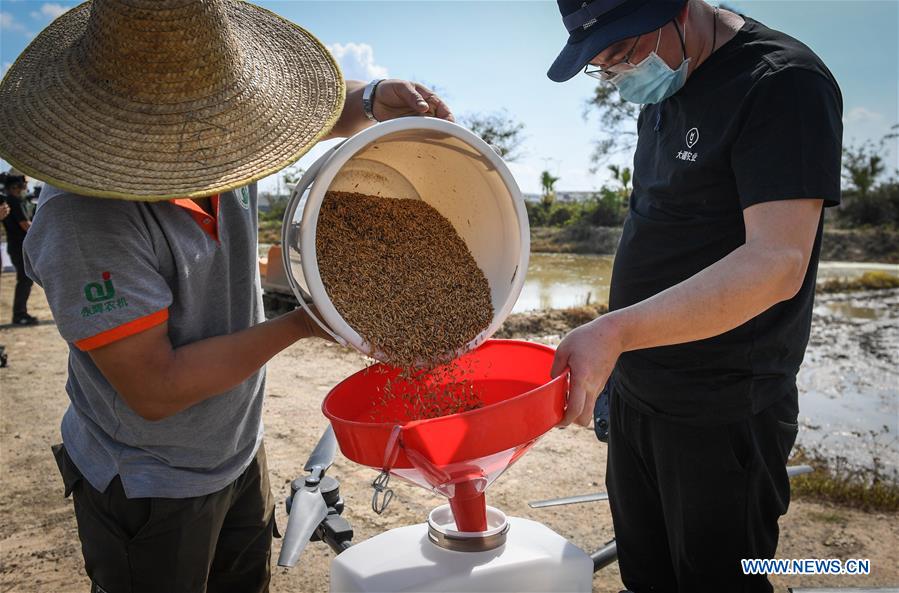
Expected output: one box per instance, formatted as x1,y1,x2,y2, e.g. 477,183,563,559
371,471,394,514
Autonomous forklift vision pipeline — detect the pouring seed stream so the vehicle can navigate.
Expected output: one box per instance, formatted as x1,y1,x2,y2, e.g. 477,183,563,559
316,191,494,421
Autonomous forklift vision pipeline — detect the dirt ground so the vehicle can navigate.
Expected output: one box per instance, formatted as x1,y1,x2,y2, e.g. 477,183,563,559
1,276,897,592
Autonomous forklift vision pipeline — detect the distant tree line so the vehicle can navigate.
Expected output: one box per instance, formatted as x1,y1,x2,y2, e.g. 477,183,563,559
837,125,899,228
260,92,897,233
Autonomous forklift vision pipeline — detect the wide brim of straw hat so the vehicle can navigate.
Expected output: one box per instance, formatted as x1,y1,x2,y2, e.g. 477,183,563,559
0,1,345,201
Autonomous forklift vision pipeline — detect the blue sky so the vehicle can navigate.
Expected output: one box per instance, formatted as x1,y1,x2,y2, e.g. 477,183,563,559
1,1,897,194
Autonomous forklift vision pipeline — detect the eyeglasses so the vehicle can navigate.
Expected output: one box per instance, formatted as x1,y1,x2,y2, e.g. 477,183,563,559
583,34,642,81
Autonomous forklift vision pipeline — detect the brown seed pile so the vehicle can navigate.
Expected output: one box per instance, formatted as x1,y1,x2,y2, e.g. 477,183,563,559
317,191,494,367
316,191,494,422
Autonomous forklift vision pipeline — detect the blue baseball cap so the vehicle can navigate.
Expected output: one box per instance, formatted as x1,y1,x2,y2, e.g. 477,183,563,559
548,0,688,82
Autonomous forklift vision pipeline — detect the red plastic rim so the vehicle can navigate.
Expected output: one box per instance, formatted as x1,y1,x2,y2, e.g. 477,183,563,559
322,339,568,470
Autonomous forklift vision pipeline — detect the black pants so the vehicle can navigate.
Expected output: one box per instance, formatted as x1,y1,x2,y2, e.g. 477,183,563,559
54,444,276,593
606,386,798,593
7,239,33,318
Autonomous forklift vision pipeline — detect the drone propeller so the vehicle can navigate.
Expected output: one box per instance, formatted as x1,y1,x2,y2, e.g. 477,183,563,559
305,425,338,474
528,465,814,509
277,426,337,567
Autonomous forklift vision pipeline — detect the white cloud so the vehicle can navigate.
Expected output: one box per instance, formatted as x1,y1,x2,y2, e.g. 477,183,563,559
843,107,885,125
326,42,388,81
31,3,68,20
0,11,25,32
2,62,11,77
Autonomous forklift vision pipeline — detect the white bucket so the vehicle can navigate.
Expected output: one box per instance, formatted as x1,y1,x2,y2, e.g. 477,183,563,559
281,117,529,363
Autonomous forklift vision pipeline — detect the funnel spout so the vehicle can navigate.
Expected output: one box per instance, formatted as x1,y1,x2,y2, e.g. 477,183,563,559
449,482,488,532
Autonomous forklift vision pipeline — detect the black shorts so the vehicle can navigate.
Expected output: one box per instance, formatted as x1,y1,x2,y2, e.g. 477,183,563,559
53,443,276,593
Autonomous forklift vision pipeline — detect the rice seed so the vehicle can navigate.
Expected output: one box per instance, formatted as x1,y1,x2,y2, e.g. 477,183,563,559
317,191,493,421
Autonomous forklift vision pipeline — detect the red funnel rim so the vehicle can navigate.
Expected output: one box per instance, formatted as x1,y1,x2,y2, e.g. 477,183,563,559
322,340,566,429
322,339,569,470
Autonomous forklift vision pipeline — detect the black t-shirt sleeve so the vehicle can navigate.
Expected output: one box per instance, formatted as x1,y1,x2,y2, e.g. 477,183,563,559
731,67,843,209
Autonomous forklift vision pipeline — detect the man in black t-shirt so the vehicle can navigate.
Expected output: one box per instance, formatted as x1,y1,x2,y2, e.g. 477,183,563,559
547,1,842,591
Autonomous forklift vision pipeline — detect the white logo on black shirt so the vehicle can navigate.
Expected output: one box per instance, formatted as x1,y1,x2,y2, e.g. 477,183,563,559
686,127,699,148
677,127,701,162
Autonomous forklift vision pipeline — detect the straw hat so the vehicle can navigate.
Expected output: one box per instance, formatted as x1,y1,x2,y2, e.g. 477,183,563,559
0,0,345,201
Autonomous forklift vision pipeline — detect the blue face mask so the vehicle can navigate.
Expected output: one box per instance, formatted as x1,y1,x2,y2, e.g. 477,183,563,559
611,23,690,105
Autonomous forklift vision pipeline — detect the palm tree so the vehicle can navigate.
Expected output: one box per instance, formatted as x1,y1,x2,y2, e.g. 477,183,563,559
842,126,897,198
540,170,560,211
843,146,884,198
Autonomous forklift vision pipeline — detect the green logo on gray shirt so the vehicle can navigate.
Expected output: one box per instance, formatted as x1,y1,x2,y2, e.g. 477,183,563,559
84,271,115,303
81,272,128,317
239,187,250,210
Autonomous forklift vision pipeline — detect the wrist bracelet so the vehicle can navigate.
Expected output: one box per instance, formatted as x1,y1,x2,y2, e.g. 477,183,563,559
362,79,385,122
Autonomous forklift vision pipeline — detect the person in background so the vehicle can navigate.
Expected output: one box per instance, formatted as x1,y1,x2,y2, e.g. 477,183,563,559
546,0,842,591
0,169,37,326
0,197,9,366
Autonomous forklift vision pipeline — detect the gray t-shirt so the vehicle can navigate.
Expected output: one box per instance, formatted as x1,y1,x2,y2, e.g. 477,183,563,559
24,184,266,498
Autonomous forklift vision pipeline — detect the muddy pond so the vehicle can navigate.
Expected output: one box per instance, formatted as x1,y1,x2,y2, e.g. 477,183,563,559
519,254,899,475
516,253,899,312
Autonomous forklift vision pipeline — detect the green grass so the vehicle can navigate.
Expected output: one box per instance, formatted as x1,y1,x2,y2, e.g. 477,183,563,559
818,270,899,293
789,445,899,512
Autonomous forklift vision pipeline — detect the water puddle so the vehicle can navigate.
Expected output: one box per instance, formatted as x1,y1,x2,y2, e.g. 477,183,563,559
817,302,883,320
800,289,899,473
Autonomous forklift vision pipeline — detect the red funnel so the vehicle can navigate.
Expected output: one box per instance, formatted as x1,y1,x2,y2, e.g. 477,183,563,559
323,340,568,532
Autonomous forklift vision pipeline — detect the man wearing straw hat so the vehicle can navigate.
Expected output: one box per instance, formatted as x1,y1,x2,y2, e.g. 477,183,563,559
547,0,841,592
0,1,452,591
